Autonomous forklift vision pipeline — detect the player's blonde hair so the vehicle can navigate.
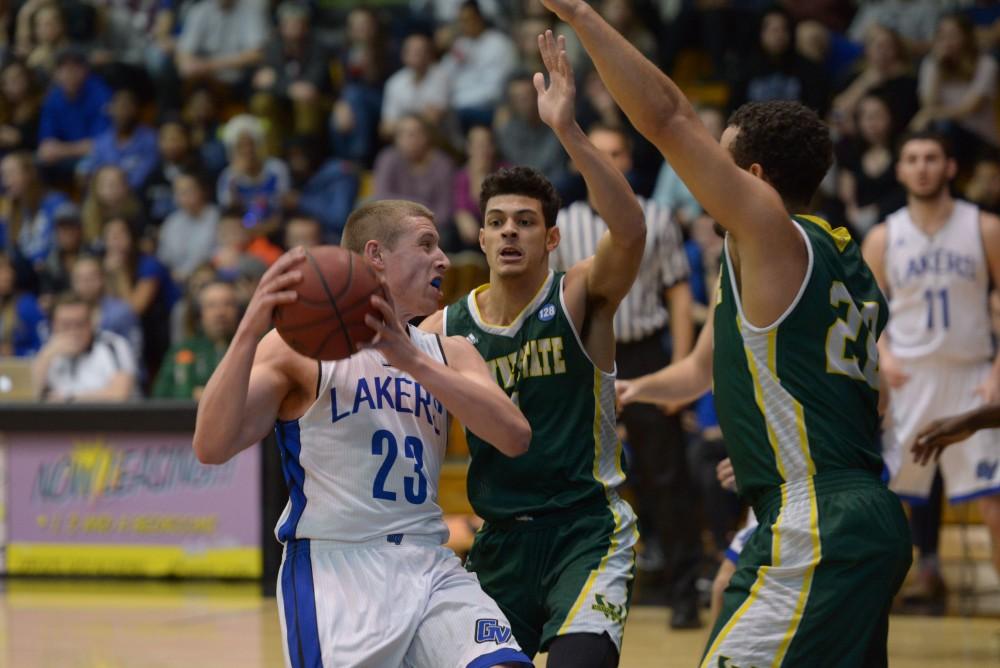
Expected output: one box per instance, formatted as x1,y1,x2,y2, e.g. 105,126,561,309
341,199,435,253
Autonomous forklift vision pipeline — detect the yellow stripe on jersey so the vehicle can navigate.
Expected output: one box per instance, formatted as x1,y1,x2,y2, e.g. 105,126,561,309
798,214,851,253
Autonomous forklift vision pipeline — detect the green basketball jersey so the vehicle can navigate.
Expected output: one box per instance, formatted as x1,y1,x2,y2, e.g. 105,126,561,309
713,215,888,506
444,270,624,522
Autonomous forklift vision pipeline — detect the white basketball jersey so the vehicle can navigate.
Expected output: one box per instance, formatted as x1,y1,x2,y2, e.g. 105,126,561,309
885,200,993,362
274,326,450,544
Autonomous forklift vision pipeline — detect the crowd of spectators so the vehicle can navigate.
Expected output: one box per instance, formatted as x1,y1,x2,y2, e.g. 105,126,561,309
0,0,998,408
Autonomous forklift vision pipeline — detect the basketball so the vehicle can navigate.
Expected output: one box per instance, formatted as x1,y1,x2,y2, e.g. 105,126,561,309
273,245,385,360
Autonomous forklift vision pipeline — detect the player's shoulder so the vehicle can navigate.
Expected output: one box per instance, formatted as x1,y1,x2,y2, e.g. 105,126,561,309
419,308,446,334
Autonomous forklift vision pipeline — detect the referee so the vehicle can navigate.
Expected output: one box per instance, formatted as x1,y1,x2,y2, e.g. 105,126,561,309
550,123,700,629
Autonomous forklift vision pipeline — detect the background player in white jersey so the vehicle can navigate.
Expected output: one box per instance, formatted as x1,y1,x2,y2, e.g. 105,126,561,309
862,131,1000,579
192,199,533,668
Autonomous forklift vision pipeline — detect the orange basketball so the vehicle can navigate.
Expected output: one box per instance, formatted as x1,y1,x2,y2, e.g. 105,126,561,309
273,246,385,360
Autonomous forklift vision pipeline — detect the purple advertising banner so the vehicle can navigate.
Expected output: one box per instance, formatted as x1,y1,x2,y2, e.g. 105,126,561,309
6,432,261,576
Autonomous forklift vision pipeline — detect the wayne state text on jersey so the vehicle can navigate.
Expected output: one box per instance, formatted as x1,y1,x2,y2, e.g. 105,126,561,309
331,373,446,435
486,336,568,390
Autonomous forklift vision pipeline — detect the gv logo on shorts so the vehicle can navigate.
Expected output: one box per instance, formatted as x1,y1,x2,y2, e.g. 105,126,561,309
976,458,999,481
475,619,512,644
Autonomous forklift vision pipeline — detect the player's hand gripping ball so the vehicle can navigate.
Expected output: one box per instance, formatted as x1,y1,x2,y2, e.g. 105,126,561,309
274,246,386,360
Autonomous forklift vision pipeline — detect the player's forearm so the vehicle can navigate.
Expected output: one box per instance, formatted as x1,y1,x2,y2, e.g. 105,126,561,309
968,403,1000,432
668,284,694,362
561,4,697,154
406,356,530,457
193,330,258,464
630,355,712,406
554,123,644,247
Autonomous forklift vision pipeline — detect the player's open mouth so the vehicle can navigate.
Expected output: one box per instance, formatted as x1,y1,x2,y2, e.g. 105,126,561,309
430,277,442,289
499,247,523,260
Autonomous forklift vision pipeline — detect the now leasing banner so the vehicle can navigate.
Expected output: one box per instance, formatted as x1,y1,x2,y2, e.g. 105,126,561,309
6,433,261,577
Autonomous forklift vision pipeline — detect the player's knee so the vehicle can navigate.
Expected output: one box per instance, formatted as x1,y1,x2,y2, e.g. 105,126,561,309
546,632,619,668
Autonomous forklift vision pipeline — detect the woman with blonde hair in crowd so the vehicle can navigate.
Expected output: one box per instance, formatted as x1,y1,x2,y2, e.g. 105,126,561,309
911,12,1000,169
0,60,43,156
81,164,143,245
0,150,67,282
101,216,179,386
831,24,918,137
216,114,290,238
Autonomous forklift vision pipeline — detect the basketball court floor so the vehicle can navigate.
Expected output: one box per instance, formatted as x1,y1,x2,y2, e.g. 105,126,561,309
2,527,998,666
2,581,997,666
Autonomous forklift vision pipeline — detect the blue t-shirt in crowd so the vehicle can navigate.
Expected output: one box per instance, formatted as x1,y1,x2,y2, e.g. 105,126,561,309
137,254,180,312
0,192,68,265
38,74,112,143
5,293,47,356
81,125,160,189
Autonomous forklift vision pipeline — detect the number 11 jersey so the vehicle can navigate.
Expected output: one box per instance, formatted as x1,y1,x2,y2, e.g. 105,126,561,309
273,326,450,544
885,200,991,362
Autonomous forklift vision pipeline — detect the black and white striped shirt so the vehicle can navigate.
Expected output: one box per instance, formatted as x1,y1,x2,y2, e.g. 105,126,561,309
550,196,689,343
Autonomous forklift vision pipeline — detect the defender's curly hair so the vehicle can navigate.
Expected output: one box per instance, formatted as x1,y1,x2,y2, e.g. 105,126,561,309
479,166,562,228
727,101,832,208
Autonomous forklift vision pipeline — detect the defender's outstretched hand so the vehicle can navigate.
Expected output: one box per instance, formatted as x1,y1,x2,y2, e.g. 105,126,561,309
534,31,576,133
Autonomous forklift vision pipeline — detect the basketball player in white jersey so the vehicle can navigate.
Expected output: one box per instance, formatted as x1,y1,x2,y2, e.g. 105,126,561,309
862,131,1000,577
192,199,534,668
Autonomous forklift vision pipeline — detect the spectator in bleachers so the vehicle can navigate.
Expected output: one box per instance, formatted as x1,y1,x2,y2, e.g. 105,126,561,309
80,164,142,245
0,150,67,281
0,251,46,356
212,207,278,273
142,117,200,225
966,158,1000,215
89,0,176,90
494,72,567,184
250,1,330,143
174,0,267,95
36,46,110,178
152,279,237,399
101,215,178,383
440,0,517,131
380,32,449,140
69,253,142,358
411,0,504,28
511,11,553,75
848,0,941,57
181,87,228,177
911,12,1000,170
284,136,359,243
32,292,135,401
18,1,70,79
13,0,98,57
600,0,657,62
157,171,219,283
831,24,918,138
836,93,905,237
329,6,390,167
217,114,290,239
78,87,159,190
452,124,505,251
728,5,831,116
282,211,322,250
373,113,455,237
37,201,84,299
0,59,42,156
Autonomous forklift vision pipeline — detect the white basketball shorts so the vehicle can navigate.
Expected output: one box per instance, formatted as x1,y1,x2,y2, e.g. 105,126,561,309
277,534,533,668
883,359,1000,503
